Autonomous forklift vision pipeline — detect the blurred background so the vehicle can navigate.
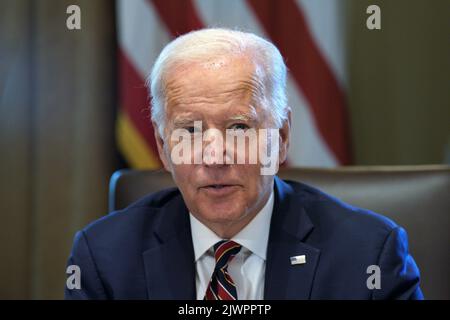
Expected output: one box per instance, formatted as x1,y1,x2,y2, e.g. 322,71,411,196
1,0,449,299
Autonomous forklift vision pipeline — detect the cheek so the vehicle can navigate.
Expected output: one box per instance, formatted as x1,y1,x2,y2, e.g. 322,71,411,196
236,164,265,193
171,165,195,190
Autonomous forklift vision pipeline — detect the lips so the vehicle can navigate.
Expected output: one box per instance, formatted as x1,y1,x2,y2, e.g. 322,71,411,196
204,184,232,189
199,183,241,196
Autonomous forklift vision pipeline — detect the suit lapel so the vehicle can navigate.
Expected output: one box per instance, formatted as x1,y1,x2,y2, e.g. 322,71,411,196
264,177,321,299
142,194,196,299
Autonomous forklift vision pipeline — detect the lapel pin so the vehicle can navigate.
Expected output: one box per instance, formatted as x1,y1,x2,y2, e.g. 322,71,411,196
290,255,306,265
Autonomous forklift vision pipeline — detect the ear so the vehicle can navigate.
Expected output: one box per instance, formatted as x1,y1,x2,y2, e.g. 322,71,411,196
153,122,172,172
278,107,291,165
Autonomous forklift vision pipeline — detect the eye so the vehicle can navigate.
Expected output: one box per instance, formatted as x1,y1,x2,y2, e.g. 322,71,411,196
184,126,202,134
229,123,250,131
185,126,195,134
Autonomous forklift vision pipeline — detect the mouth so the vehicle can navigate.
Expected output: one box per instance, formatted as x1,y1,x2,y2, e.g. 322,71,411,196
199,184,241,196
204,184,233,189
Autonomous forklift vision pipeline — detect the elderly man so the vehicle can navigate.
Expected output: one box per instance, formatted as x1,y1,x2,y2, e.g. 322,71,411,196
65,28,422,300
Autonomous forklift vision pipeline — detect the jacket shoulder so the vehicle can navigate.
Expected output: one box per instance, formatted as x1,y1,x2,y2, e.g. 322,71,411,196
279,178,422,299
283,179,399,236
80,187,181,241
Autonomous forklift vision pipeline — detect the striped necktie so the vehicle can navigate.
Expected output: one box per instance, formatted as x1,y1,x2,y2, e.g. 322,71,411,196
204,240,242,300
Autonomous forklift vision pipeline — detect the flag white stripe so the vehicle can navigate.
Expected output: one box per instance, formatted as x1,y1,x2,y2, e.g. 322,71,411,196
117,0,171,80
286,77,338,166
297,0,348,89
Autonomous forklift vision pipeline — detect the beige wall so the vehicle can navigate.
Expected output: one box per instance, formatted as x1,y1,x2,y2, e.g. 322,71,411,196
0,0,449,299
347,0,450,165
0,0,117,299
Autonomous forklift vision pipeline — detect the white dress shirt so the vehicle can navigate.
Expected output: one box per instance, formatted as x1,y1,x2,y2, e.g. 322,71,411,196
189,189,274,300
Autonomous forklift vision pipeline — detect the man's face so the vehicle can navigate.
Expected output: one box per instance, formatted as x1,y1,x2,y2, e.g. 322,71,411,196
154,55,289,237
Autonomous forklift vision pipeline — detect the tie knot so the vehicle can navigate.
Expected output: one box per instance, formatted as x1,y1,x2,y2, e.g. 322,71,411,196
213,240,242,267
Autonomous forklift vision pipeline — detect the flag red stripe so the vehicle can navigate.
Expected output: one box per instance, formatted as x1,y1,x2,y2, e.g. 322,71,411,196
247,0,352,164
119,49,161,165
149,0,204,35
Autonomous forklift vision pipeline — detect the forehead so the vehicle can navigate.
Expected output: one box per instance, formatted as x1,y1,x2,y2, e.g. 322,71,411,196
163,55,265,114
165,54,260,86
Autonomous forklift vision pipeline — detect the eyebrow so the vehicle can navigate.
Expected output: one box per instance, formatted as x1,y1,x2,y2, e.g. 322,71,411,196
228,107,259,123
228,114,257,122
170,107,259,127
171,117,198,127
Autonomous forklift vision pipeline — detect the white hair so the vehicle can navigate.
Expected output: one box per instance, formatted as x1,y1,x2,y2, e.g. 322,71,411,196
147,28,288,137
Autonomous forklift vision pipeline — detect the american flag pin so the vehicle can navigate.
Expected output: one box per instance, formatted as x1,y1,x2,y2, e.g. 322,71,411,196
290,255,306,265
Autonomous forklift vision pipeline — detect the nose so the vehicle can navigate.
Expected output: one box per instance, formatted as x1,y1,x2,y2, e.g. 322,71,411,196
202,128,229,167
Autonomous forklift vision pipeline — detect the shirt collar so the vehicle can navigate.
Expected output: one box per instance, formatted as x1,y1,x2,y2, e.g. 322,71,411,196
189,187,274,262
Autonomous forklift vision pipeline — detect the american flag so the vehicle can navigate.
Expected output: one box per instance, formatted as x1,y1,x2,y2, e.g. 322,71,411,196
117,0,351,169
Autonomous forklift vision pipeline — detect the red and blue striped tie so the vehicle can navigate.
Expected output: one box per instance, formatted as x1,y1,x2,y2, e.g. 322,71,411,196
204,240,242,300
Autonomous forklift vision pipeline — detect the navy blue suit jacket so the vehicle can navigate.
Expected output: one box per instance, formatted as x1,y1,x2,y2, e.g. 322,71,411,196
65,176,423,299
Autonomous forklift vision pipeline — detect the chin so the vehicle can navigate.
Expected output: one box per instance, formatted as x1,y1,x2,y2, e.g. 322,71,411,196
197,202,248,224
